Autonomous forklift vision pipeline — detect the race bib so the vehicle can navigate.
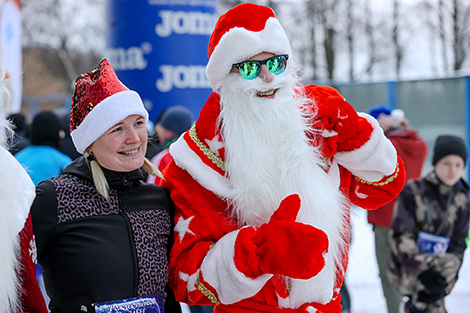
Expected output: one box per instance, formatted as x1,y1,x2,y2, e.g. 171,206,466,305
93,293,165,313
417,231,450,254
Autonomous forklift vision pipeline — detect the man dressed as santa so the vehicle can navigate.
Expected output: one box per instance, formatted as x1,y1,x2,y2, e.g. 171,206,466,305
0,50,47,312
163,3,406,313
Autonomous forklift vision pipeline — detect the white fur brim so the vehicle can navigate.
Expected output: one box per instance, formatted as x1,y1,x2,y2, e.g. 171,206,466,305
206,17,292,91
71,90,148,154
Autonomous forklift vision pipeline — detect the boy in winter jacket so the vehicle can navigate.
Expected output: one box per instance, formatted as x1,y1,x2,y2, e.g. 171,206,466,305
387,135,470,313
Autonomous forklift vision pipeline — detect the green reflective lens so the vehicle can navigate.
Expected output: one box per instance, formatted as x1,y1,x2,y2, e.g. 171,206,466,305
239,61,261,80
233,55,288,80
267,56,286,74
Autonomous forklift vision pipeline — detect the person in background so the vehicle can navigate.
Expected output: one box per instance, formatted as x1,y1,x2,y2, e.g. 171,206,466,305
30,59,181,313
387,135,470,313
162,3,405,312
367,104,428,312
6,112,30,154
0,49,47,313
147,105,193,185
58,111,81,160
15,111,73,186
145,116,163,161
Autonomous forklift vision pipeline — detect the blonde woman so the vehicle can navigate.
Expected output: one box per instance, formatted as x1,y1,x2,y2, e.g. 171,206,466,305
30,60,180,313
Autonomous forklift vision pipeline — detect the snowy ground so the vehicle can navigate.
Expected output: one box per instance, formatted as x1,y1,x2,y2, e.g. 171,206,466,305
347,207,470,313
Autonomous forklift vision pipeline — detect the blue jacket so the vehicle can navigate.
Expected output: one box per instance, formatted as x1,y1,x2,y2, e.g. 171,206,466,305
15,145,72,186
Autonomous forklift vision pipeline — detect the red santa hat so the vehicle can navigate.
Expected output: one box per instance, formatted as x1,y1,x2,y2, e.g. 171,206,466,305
206,3,292,90
70,59,148,154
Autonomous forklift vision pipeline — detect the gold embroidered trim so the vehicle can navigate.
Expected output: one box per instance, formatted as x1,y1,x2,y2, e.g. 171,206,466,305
196,276,220,305
355,162,399,186
319,157,331,172
189,125,226,172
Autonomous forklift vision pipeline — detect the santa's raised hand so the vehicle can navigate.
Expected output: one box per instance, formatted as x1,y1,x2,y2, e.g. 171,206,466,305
306,85,373,158
234,194,329,279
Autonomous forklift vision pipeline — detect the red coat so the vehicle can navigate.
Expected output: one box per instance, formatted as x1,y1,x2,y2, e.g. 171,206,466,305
163,85,405,313
367,129,427,227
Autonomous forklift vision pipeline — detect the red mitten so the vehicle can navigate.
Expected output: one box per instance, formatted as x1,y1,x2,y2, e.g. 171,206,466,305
234,194,329,279
310,86,373,155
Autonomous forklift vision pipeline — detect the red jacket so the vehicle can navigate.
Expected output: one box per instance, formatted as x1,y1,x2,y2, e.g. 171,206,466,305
163,85,405,312
367,129,427,227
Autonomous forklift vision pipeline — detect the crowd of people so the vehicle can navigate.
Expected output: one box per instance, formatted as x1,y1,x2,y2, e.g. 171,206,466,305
1,3,469,313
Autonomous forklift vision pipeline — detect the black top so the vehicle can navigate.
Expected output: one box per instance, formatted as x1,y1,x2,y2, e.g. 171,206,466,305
31,157,181,313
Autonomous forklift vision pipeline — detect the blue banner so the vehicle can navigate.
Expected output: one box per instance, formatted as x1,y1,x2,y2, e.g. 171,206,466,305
105,0,217,123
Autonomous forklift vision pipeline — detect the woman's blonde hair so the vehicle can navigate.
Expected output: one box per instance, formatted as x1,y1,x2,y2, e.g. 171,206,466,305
84,149,162,199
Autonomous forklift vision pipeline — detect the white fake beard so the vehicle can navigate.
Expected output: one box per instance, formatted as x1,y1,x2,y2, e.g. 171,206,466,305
218,70,349,306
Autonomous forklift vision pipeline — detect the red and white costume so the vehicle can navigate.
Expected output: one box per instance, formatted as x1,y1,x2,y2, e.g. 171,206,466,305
0,146,48,313
162,4,406,313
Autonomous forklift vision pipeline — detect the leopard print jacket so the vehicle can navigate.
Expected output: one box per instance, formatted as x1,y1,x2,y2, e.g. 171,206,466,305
31,157,177,313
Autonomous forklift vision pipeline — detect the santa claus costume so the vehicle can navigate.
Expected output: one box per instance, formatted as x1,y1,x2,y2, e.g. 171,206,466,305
0,52,47,312
162,3,406,313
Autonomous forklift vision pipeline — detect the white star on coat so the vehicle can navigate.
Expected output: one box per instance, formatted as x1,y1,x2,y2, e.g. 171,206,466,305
354,185,368,199
179,270,200,292
205,135,224,157
175,215,195,243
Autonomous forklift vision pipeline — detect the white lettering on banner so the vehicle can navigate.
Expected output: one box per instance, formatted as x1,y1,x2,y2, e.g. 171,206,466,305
105,43,152,70
156,65,210,92
155,10,217,37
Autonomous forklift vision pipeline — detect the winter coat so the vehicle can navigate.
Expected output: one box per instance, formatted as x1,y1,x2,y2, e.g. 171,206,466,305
162,85,406,313
387,171,470,293
30,157,180,313
368,128,428,227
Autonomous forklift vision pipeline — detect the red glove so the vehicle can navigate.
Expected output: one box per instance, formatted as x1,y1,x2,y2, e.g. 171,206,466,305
309,86,373,156
234,194,329,279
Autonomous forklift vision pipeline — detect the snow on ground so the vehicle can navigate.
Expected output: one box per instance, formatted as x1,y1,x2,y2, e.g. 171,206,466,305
348,207,470,313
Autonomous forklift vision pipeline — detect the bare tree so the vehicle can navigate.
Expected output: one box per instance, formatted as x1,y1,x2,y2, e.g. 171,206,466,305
305,1,320,81
451,0,470,73
438,0,450,73
346,0,355,81
22,0,104,89
316,0,341,81
392,0,404,80
363,0,376,78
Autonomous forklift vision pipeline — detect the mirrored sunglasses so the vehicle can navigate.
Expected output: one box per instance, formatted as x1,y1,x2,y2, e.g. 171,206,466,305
233,54,289,80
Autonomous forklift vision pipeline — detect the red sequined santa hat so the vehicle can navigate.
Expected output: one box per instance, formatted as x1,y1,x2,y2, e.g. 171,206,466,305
205,3,292,91
70,59,148,154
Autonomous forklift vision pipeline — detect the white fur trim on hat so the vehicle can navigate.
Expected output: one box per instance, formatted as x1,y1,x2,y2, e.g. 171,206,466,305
71,90,148,154
206,17,292,91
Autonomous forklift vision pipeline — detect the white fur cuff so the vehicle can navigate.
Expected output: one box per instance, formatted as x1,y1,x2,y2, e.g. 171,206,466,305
334,113,397,182
200,229,272,304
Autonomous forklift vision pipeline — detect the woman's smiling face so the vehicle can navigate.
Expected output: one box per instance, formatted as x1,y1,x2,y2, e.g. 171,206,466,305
90,114,148,172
